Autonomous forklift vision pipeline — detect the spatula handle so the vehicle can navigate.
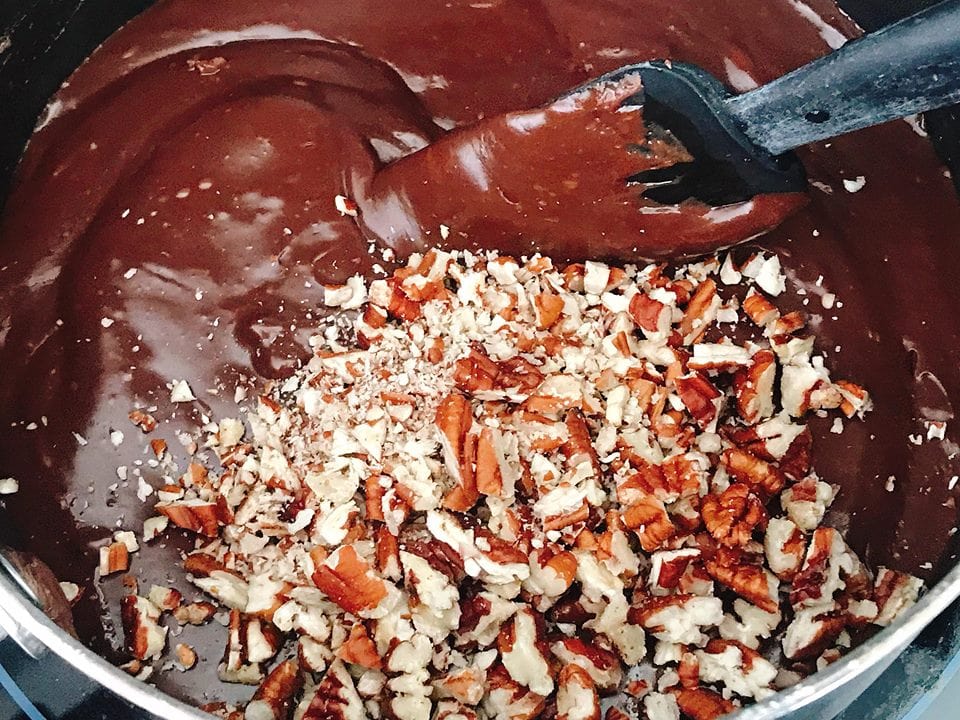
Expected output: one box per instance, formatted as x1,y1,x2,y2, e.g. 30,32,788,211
727,0,960,156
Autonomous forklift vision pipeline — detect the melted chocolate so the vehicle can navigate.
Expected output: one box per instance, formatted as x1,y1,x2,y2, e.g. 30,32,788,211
0,0,959,706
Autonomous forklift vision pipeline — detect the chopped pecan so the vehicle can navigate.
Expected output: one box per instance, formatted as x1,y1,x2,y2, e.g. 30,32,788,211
680,278,719,343
454,347,502,393
380,276,423,321
174,601,217,625
780,477,834,532
245,660,303,720
705,547,780,613
778,429,813,481
184,553,249,610
155,495,233,537
550,637,623,690
435,700,479,720
219,609,281,684
770,310,806,337
782,605,847,660
835,380,871,418
149,438,167,458
312,545,388,615
733,349,777,424
763,517,807,581
722,448,786,497
482,663,546,720
629,293,670,334
872,567,923,626
648,549,701,595
121,595,167,661
436,666,486,705
790,527,858,608
175,643,197,670
678,651,700,689
375,525,402,580
556,664,600,720
675,687,736,720
146,585,182,611
622,494,676,552
701,484,768,547
128,409,158,433
436,392,478,511
534,289,565,330
300,661,366,720
498,607,554,696
99,542,130,577
741,288,779,328
454,347,543,396
630,594,723,646
561,409,600,475
337,623,382,669
675,373,722,431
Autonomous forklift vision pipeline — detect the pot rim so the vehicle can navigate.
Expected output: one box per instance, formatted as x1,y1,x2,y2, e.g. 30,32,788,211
2,556,960,718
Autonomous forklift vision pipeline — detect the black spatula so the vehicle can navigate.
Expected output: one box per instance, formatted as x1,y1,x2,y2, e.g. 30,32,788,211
622,0,960,205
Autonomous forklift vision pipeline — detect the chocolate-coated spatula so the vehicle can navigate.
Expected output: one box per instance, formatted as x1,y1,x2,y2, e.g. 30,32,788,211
364,0,960,259
623,0,960,205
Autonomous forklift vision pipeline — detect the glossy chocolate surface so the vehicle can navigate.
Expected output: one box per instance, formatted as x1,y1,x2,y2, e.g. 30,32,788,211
0,0,959,706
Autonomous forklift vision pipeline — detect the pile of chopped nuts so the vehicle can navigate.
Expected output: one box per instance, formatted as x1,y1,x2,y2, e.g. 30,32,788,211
119,249,922,720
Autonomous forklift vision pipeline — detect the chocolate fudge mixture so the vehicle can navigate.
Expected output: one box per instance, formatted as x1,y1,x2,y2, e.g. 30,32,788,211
0,0,959,707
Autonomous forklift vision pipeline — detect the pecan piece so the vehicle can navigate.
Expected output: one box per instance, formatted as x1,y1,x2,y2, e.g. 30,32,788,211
436,666,486,705
99,541,130,577
244,660,303,720
675,687,736,720
872,567,923,626
790,527,858,608
482,663,546,720
679,278,719,343
184,553,249,610
534,289,565,330
300,661,366,720
436,700,479,720
549,637,623,690
121,595,167,661
146,585,182,611
782,605,847,660
498,607,554,696
312,545,388,616
155,495,233,537
630,594,723,645
675,373,723,431
722,448,786,496
835,380,871,418
733,349,777,424
705,547,780,613
629,293,670,335
763,517,807,581
780,477,834,531
741,288,779,328
128,409,158,433
561,409,600,475
648,549,701,596
337,623,381,669
219,609,281,684
556,664,600,720
436,392,479,511
175,643,197,670
701,483,768,547
622,494,676,552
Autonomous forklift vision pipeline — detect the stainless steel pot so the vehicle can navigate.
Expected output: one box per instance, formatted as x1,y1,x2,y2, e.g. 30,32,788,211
1,1,959,719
